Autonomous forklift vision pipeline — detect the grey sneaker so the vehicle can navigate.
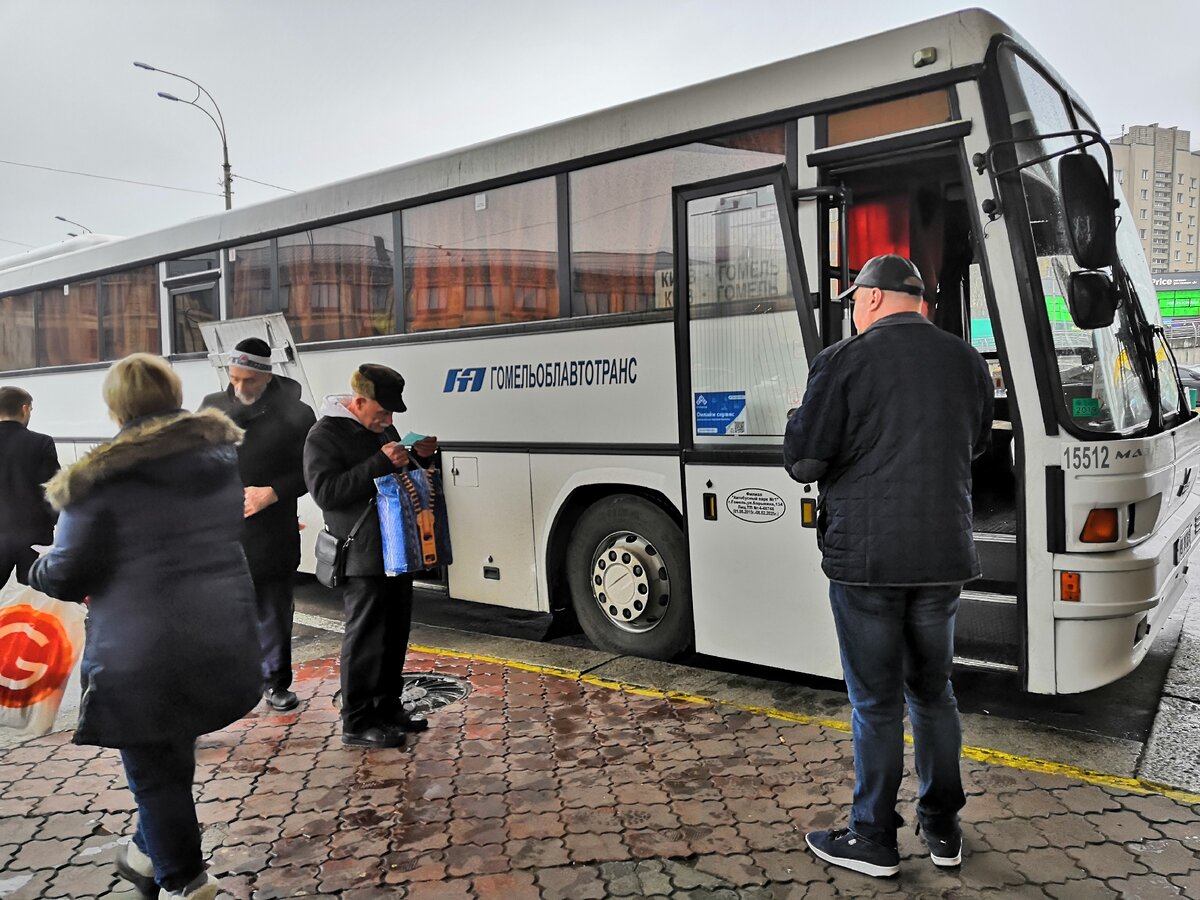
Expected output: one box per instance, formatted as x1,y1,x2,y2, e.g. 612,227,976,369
158,871,219,900
115,841,156,898
806,827,900,877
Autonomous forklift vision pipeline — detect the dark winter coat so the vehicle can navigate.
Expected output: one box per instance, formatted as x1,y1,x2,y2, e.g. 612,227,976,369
783,312,993,586
200,376,316,581
303,395,428,577
28,409,261,748
0,420,59,547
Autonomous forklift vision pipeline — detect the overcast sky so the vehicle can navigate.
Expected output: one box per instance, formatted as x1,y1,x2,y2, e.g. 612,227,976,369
2,0,1198,256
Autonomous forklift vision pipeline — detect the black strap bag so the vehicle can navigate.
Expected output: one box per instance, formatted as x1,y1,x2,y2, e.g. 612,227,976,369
314,499,375,588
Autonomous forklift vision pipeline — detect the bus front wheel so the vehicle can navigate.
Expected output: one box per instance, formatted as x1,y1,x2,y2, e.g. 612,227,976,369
566,494,694,660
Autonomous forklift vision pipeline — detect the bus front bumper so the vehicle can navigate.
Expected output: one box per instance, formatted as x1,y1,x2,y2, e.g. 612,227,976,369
1049,493,1197,693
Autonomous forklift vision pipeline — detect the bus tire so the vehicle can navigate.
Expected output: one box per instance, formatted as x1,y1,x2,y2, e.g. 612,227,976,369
566,494,693,660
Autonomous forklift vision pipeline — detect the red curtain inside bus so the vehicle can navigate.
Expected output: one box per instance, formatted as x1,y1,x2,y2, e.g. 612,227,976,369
847,197,911,272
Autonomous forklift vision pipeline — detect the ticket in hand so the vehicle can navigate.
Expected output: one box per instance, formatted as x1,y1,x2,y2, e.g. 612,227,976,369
400,431,427,446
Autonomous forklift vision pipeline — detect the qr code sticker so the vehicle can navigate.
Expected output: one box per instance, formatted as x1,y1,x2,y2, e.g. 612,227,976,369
729,421,746,434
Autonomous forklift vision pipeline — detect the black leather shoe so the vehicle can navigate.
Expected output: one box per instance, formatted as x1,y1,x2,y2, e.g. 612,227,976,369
387,712,429,733
342,726,406,748
264,688,299,712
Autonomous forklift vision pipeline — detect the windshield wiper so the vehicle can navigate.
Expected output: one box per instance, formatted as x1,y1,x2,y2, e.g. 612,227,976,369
1115,265,1173,435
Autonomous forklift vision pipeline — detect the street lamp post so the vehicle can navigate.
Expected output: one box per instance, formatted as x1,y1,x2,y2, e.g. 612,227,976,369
134,61,232,209
54,215,92,235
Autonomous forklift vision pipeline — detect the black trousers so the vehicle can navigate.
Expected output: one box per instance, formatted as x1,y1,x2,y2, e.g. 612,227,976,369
0,540,36,587
341,574,414,732
254,576,296,691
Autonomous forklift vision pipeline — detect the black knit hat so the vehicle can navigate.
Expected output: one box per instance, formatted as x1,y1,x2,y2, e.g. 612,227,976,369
836,254,925,300
353,364,407,413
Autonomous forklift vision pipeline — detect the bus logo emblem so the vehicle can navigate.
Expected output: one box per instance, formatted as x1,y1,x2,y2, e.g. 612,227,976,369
444,367,486,393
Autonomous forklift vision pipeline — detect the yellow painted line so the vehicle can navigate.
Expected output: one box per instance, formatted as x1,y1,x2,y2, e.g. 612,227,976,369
408,643,1200,805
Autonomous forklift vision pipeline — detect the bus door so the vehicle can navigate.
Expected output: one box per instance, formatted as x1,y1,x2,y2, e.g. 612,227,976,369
805,137,1023,676
199,312,316,408
675,169,840,677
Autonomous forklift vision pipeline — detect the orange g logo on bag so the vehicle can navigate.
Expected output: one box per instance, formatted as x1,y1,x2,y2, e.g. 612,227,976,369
0,604,77,708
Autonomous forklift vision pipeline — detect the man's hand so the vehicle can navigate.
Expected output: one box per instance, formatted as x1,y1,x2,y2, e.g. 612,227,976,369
412,435,439,458
243,485,278,518
381,442,411,468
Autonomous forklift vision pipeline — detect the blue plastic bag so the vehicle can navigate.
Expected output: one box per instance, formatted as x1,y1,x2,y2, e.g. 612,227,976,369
375,468,453,575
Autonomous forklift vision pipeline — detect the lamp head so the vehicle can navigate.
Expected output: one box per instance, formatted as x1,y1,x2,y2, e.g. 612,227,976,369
157,91,181,102
133,61,156,71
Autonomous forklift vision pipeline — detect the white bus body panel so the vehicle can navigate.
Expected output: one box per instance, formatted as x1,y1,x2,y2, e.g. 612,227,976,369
444,452,538,611
685,466,840,678
1049,417,1200,692
295,322,677,446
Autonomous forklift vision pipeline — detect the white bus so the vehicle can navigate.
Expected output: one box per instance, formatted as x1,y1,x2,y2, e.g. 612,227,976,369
2,9,1195,695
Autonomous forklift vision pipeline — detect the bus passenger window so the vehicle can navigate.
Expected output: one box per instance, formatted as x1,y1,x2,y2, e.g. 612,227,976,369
0,291,37,371
570,126,785,317
403,178,559,333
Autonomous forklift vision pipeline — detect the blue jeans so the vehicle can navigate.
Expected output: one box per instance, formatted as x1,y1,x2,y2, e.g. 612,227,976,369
121,740,204,892
828,581,966,848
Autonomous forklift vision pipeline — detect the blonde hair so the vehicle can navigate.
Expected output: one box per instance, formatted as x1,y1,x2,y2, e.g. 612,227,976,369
102,353,183,424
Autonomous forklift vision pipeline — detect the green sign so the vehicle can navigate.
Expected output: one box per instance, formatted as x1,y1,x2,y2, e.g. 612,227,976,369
1072,397,1101,417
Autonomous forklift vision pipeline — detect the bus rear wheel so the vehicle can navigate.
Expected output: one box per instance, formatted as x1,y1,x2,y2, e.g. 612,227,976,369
566,494,693,660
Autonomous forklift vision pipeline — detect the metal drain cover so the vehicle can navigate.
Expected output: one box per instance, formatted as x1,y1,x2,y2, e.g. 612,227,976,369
332,673,471,716
400,673,471,715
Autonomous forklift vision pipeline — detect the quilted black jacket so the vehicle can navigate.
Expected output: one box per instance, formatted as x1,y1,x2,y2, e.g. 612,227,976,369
783,313,993,586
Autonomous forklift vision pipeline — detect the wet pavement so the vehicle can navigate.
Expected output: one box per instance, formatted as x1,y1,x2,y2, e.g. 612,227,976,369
2,642,1200,899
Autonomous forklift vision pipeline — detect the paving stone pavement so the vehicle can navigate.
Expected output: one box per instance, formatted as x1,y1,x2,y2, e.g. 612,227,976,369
1,649,1199,899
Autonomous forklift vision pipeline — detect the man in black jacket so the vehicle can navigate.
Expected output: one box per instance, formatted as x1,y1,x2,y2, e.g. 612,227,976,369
0,386,59,585
784,255,993,879
201,339,316,712
303,363,438,748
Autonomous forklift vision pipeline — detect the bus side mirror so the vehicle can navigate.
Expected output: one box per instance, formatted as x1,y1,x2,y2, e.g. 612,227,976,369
1067,270,1116,329
1059,153,1116,270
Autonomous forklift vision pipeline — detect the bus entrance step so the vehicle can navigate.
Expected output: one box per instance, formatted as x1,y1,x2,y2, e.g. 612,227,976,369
953,589,1020,672
973,531,1018,584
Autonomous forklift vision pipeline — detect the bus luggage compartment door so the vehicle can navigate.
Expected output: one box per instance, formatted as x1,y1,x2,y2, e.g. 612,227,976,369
684,464,840,678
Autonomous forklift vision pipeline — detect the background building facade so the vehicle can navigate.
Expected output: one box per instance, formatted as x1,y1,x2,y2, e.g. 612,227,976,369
1112,124,1200,274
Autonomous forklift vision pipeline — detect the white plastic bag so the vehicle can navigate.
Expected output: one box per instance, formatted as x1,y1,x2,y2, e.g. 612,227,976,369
0,576,87,735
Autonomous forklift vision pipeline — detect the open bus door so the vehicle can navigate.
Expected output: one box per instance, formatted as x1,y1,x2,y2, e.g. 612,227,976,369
674,168,841,678
198,313,315,408
806,143,1023,677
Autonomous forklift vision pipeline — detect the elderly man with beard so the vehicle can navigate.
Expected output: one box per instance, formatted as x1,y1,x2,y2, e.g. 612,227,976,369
201,337,316,712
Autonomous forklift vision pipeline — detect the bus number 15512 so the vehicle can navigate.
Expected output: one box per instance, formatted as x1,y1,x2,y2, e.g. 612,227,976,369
1063,445,1111,471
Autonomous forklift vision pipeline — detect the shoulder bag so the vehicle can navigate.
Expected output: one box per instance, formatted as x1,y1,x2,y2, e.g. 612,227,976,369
314,499,375,588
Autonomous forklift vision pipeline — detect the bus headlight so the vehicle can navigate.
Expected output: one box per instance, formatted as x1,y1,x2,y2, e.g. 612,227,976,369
1080,508,1119,543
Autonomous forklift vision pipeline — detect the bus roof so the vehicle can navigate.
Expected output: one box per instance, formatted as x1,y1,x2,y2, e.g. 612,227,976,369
1,8,1028,293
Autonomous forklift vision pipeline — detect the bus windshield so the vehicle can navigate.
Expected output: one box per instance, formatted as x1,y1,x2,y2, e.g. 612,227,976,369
997,47,1182,434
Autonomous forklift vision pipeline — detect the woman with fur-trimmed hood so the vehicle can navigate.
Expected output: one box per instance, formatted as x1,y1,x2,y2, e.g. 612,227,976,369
30,353,260,900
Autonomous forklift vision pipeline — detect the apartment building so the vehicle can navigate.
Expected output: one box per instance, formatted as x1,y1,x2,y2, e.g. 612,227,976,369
1111,124,1200,273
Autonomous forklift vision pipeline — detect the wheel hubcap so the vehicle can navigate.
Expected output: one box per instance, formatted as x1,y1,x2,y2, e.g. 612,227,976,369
590,531,671,633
